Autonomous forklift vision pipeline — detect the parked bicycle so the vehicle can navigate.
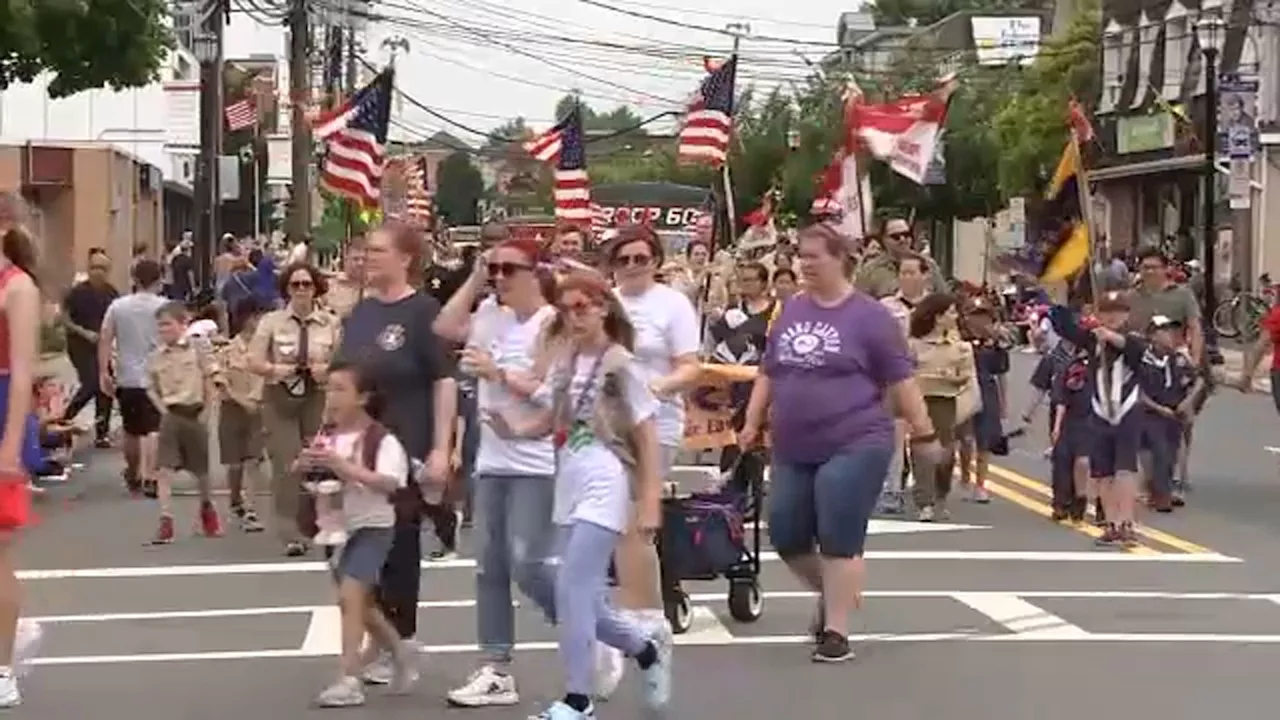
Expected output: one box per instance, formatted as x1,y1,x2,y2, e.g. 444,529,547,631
1213,273,1278,340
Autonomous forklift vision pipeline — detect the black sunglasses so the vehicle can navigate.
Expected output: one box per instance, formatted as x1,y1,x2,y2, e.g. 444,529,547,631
612,253,652,268
487,261,532,277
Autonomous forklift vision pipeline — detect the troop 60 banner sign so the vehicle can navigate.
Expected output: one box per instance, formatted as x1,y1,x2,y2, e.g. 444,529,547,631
600,205,706,230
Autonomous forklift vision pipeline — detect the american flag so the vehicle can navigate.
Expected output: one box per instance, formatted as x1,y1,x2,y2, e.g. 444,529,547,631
678,55,738,166
589,202,610,237
523,105,591,222
313,68,394,208
403,155,433,226
224,99,257,132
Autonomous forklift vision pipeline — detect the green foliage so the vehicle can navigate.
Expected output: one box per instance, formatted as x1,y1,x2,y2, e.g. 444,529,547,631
991,0,1101,197
553,94,648,133
436,151,485,226
0,0,172,97
312,196,367,254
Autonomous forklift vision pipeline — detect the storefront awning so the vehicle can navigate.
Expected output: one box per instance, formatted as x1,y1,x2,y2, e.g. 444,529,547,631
1087,155,1203,182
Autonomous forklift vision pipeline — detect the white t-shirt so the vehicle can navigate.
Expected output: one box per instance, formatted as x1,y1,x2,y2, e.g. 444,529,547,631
553,354,658,532
468,299,557,476
286,242,309,265
184,319,219,352
614,283,700,447
325,428,409,530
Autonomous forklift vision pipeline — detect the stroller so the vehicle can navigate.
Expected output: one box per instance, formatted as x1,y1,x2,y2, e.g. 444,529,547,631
658,452,766,634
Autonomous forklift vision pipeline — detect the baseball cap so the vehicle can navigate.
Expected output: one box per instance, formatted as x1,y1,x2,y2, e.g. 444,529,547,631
1149,314,1183,330
1096,290,1130,313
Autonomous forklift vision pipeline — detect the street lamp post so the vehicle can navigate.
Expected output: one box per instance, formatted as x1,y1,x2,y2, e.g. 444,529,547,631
1196,11,1225,359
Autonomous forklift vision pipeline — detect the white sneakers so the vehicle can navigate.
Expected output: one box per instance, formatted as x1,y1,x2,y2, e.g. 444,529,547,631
447,665,520,707
592,642,625,700
0,618,46,708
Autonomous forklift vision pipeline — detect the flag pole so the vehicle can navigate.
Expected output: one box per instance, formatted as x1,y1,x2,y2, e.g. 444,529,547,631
721,164,737,248
252,112,262,243
1071,131,1100,300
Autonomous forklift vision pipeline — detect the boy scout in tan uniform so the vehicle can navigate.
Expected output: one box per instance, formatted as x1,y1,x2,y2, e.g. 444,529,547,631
218,313,267,533
146,302,224,544
249,303,341,555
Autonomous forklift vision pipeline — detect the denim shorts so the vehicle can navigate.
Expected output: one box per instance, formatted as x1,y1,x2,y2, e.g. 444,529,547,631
331,527,395,587
768,441,894,559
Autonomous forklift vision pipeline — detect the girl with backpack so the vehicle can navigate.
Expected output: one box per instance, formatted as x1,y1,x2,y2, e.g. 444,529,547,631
486,271,673,720
293,360,419,708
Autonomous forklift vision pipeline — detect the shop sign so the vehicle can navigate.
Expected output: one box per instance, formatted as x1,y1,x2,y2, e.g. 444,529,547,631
1116,113,1174,154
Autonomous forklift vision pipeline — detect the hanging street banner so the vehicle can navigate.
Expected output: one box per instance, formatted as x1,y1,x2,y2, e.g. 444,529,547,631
1218,73,1260,160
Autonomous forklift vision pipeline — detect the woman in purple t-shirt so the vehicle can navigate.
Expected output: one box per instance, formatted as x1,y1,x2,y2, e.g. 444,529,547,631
741,223,942,663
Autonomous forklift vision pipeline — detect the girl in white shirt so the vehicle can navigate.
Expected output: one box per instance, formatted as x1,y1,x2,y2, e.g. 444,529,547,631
433,239,560,707
488,272,672,720
293,361,416,708
602,226,701,693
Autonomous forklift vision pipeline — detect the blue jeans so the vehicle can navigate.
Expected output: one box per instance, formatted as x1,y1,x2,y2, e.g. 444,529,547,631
457,378,480,516
769,441,894,559
474,473,558,663
556,520,648,695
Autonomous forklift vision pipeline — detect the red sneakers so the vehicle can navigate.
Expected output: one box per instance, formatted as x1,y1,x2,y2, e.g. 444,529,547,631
199,502,223,538
152,515,175,545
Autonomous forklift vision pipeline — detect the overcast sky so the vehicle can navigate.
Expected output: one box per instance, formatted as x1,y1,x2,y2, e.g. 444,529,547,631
224,0,860,145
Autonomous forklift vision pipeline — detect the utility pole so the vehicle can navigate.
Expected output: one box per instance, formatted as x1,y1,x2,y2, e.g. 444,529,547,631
192,0,226,290
287,0,312,242
381,36,409,115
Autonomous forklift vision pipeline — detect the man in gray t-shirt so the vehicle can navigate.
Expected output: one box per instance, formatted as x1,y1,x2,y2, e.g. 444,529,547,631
99,259,169,494
1129,247,1203,364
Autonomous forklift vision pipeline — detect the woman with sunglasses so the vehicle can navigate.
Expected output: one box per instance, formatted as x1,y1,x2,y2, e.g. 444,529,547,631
596,225,699,697
250,262,341,556
486,271,672,720
434,238,561,708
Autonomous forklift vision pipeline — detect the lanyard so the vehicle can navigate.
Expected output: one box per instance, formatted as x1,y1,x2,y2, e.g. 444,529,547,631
567,352,606,421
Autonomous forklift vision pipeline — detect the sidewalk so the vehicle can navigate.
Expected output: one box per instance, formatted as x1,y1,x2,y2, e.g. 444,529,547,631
1219,348,1271,392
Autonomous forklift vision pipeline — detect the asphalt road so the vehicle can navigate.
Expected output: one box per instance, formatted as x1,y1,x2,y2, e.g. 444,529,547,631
15,353,1280,719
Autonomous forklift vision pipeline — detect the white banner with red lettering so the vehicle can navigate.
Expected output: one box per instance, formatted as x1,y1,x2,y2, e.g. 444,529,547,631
850,78,956,185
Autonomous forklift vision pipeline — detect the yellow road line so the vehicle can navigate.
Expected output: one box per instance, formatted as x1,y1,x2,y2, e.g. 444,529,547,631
988,464,1216,555
979,477,1158,554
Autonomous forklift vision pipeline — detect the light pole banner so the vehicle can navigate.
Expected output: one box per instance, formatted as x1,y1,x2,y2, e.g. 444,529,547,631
1217,74,1259,160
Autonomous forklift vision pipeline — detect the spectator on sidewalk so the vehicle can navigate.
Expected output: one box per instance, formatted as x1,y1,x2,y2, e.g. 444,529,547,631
60,248,118,446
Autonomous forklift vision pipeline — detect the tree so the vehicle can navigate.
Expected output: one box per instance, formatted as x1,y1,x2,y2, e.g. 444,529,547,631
990,0,1101,198
553,93,647,133
435,151,485,226
0,0,172,97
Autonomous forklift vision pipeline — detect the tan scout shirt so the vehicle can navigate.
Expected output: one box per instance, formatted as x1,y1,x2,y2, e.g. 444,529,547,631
219,335,264,410
325,278,365,320
248,306,341,379
909,334,975,399
146,340,221,408
855,254,947,299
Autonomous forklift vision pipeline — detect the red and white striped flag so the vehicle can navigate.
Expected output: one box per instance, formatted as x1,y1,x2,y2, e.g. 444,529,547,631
397,155,433,227
677,55,737,166
850,75,957,185
313,69,394,208
589,202,610,238
524,106,591,222
225,99,257,132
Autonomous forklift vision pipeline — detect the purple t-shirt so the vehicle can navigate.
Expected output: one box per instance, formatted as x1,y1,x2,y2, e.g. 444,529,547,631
763,292,913,464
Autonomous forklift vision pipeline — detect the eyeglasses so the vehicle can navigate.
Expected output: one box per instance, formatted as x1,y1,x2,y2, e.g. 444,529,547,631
289,280,314,290
487,261,532,277
88,265,109,272
557,300,596,315
612,253,652,268
887,231,912,240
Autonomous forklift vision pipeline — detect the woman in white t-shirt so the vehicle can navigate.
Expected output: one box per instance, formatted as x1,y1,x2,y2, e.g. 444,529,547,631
293,361,416,708
487,271,672,720
433,238,561,707
602,225,700,692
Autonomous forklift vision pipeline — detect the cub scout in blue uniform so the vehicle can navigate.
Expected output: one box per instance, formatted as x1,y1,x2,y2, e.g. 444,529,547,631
1136,314,1203,513
1049,287,1166,548
1049,342,1092,523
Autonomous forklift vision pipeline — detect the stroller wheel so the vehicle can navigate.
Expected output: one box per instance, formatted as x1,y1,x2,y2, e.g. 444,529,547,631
665,589,693,635
728,579,763,623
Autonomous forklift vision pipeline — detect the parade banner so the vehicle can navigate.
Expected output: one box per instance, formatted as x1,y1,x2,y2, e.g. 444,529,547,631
682,363,759,450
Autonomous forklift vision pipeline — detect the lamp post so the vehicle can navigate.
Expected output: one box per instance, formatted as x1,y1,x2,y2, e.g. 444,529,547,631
1196,11,1225,359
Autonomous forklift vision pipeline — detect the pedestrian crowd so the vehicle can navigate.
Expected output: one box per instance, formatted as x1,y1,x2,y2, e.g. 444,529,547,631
0,194,1249,714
